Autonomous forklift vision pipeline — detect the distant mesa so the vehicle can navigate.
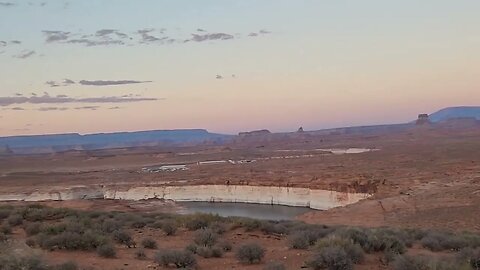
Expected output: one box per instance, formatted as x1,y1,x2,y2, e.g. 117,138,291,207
297,127,304,133
428,106,480,122
416,114,431,125
238,129,271,137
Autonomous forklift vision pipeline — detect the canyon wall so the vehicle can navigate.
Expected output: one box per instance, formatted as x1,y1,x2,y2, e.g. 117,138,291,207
0,185,370,210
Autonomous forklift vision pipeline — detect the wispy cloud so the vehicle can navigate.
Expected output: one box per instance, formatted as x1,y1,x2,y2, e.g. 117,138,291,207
0,2,15,7
189,33,234,42
78,80,152,86
13,50,35,59
43,30,71,43
0,93,160,107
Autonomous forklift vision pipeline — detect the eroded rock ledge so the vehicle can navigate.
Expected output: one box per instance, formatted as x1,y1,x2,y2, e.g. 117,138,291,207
0,185,371,210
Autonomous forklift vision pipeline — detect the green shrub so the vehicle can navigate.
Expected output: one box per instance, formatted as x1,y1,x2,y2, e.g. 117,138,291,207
37,231,107,251
264,262,286,270
142,238,158,249
154,249,197,269
457,248,480,269
185,244,198,254
0,232,7,242
96,244,116,258
208,222,227,235
235,242,265,264
194,229,218,247
100,219,122,233
135,248,147,260
25,238,36,247
307,246,353,270
130,217,147,229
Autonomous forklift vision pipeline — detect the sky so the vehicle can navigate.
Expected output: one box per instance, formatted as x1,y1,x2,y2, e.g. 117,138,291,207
0,0,479,136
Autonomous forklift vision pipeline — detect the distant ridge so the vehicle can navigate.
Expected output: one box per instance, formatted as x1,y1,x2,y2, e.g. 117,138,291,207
429,106,480,122
0,129,230,154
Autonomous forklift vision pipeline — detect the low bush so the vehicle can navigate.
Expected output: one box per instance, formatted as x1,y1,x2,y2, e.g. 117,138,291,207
306,246,353,270
7,214,23,226
161,220,178,236
25,222,42,236
196,246,224,258
315,236,364,264
0,223,12,235
100,219,122,233
235,242,265,264
154,249,197,269
288,231,311,249
135,248,147,260
0,254,48,270
55,261,78,270
216,240,232,252
185,244,198,254
260,221,287,235
421,231,480,251
113,230,136,248
208,222,227,235
37,231,107,251
0,232,7,242
142,238,158,249
194,229,218,247
392,255,465,270
0,209,11,220
96,244,116,258
25,238,36,247
264,262,286,270
457,248,480,269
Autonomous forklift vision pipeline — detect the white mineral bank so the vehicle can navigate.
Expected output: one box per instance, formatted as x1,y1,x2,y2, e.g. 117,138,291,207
0,185,370,210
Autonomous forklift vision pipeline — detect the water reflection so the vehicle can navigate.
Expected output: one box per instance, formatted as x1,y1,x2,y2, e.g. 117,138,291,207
177,202,313,220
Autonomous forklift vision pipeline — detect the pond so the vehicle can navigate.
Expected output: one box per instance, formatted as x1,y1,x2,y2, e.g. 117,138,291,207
177,201,313,220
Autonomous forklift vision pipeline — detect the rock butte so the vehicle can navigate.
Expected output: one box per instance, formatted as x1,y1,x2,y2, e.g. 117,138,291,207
0,185,371,210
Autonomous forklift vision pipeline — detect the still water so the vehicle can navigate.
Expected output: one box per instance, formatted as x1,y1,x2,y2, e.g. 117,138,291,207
177,202,313,220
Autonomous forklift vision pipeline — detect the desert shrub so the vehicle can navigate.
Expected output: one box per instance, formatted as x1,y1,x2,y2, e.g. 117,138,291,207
457,248,480,269
289,231,312,249
0,223,12,234
235,242,265,264
135,248,147,260
185,214,212,231
260,221,287,235
196,246,224,258
216,240,232,252
42,223,67,235
113,230,136,248
37,231,107,251
154,249,197,269
25,238,36,247
161,220,178,236
25,222,42,236
0,232,7,242
130,216,147,229
420,231,470,251
315,236,364,264
142,238,158,249
337,227,369,248
194,229,218,247
307,246,353,270
97,243,116,258
0,254,48,270
185,244,198,254
208,222,227,235
7,214,23,226
392,255,464,270
100,219,122,233
0,209,11,220
241,219,262,232
362,229,406,256
54,261,78,270
264,262,286,270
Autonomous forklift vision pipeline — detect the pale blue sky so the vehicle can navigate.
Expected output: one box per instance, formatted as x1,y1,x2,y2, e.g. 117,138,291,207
0,0,479,135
